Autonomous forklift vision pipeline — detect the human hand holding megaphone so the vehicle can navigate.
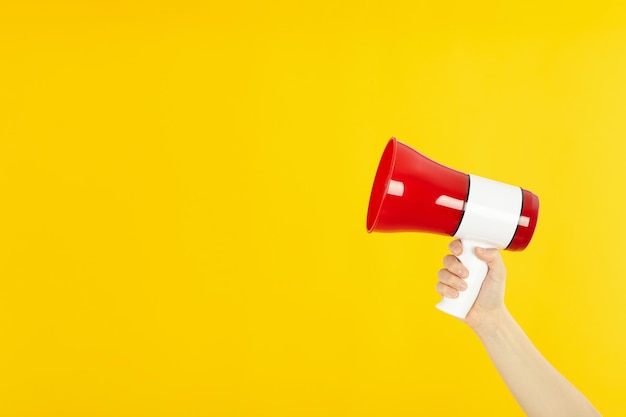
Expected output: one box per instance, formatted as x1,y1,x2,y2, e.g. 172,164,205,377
366,138,539,319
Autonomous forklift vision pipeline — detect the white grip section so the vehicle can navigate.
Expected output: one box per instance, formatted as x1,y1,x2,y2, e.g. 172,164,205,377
436,239,494,319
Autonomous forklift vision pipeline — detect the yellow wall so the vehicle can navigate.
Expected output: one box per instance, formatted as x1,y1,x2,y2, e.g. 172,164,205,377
1,1,624,415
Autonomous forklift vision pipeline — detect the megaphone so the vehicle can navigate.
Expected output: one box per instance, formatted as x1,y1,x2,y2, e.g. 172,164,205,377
366,138,539,319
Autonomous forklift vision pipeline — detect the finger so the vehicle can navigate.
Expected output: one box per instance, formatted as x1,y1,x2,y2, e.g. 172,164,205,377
436,281,459,299
437,268,468,292
448,239,463,256
442,254,468,278
475,247,506,279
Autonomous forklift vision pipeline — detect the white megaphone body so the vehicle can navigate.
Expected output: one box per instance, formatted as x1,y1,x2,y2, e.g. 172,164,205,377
366,138,539,319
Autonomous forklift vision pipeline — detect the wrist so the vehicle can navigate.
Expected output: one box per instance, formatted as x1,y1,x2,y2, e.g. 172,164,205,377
470,305,512,339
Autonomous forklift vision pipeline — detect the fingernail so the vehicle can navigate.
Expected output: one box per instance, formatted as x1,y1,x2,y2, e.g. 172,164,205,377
476,247,485,254
458,280,467,291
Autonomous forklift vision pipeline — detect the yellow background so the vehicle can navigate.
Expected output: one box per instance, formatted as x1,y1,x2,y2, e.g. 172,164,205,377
1,1,625,415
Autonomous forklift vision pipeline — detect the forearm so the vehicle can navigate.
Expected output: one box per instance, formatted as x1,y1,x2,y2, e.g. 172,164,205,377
474,308,601,417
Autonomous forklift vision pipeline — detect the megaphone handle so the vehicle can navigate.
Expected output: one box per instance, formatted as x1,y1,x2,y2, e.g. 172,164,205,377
435,239,495,319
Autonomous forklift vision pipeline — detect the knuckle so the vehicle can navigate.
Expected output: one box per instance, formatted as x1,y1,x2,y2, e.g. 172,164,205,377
437,268,446,280
443,254,456,268
435,282,446,296
456,277,467,291
437,268,453,284
448,239,462,255
436,280,459,299
443,255,465,277
447,287,459,299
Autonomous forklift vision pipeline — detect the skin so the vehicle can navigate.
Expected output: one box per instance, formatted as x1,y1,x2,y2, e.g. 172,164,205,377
437,239,602,417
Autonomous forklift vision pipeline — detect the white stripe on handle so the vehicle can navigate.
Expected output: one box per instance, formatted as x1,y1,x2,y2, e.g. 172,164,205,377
454,174,522,248
436,239,493,319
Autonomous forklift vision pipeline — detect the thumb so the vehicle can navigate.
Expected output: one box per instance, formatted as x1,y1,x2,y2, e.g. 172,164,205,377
475,247,506,280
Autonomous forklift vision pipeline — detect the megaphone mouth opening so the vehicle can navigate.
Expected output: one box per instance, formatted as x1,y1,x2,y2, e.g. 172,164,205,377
367,138,397,232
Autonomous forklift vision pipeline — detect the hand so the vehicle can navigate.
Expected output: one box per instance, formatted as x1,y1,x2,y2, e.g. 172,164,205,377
436,239,508,329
